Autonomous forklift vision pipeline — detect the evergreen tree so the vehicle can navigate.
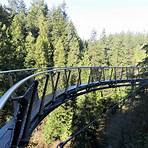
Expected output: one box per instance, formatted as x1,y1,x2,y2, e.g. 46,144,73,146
49,5,68,66
0,5,14,70
25,32,36,67
27,0,48,38
67,22,81,66
53,38,65,66
0,2,147,146
10,13,26,68
25,12,52,68
82,40,105,66
35,12,52,67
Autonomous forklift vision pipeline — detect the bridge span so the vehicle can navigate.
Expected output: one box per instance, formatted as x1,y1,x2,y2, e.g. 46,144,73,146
0,66,148,147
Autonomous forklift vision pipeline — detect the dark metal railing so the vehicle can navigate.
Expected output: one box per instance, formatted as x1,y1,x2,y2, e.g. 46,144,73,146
0,66,148,147
0,66,147,108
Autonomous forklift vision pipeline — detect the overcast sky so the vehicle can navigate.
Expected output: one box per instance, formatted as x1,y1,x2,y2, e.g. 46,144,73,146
1,0,148,39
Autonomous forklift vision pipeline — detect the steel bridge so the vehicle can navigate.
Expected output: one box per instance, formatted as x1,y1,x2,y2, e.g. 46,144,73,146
0,66,148,148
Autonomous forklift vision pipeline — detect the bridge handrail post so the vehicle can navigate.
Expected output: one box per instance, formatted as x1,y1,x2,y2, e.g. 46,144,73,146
120,67,124,80
11,81,38,147
110,68,113,81
76,68,81,88
126,67,129,80
39,74,49,115
97,67,101,81
51,72,60,102
87,68,93,84
64,70,71,92
102,67,105,81
50,71,55,93
19,80,38,146
114,67,117,80
11,96,24,147
132,67,135,80
136,67,140,79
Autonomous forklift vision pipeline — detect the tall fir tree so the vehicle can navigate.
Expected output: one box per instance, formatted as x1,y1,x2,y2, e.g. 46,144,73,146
0,5,15,70
10,13,26,68
67,22,81,66
25,32,36,67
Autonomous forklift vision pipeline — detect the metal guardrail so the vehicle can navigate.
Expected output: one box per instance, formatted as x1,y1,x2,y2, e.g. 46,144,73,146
0,66,148,147
0,66,147,109
0,67,50,97
0,67,48,74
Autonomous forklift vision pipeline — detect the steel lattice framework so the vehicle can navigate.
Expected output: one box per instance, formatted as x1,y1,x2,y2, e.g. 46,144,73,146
0,66,148,147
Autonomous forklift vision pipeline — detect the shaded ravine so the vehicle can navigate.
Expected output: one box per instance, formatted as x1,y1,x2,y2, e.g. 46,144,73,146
101,88,148,148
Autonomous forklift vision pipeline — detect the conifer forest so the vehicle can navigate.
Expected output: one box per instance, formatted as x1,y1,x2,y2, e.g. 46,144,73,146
0,0,148,147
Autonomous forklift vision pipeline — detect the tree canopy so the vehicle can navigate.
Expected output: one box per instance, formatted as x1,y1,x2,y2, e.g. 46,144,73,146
0,0,147,146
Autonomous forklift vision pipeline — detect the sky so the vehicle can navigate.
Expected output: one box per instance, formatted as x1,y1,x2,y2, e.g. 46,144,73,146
1,0,148,39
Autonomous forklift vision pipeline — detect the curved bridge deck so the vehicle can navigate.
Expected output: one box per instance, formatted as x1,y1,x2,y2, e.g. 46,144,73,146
0,66,148,147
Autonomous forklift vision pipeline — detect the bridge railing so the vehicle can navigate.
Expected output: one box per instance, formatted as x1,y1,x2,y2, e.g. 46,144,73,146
0,66,148,147
0,66,148,114
0,66,147,116
0,67,50,97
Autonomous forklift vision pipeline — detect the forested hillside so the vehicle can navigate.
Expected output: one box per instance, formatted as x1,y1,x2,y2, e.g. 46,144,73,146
0,0,148,147
0,0,147,70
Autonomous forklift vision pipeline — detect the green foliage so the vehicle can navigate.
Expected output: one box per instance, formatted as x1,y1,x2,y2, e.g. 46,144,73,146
0,0,148,146
43,103,74,144
0,6,15,70
54,38,65,66
10,13,26,69
25,32,36,67
67,22,82,66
